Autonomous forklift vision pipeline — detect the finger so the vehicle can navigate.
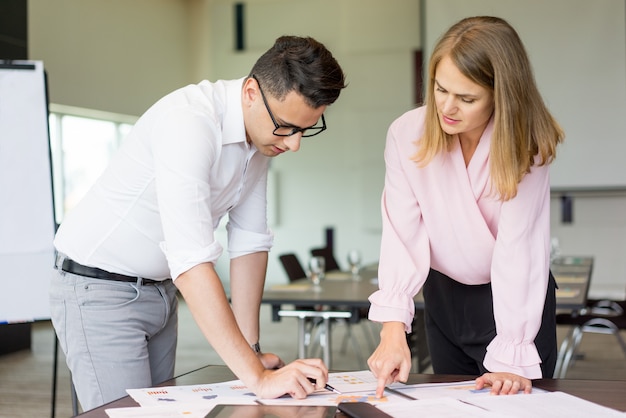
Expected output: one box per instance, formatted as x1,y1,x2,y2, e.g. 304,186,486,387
500,379,513,395
509,380,521,395
294,362,329,386
490,379,503,395
297,358,328,374
375,366,398,398
397,361,411,383
375,377,387,398
275,357,285,369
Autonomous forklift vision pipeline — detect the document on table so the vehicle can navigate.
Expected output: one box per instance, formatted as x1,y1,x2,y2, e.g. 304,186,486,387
378,383,626,418
110,371,625,418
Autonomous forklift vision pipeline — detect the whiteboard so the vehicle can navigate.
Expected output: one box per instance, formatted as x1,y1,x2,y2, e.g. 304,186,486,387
0,61,56,322
423,0,626,190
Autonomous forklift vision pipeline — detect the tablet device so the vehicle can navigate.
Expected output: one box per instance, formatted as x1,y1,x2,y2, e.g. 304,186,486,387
204,404,337,418
337,402,394,418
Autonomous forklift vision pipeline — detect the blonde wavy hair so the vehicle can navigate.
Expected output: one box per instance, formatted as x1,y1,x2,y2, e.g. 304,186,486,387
413,16,564,200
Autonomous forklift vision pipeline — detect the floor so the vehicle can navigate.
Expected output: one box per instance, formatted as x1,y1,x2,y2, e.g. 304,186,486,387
1,297,625,418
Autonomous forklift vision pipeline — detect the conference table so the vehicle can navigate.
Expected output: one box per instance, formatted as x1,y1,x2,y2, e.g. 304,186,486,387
261,257,594,367
75,364,626,416
263,256,594,316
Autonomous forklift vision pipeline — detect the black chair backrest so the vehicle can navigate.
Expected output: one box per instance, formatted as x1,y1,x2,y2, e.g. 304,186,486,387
310,247,341,271
279,253,307,282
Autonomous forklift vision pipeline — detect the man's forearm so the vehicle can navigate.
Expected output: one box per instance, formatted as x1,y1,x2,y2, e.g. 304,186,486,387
230,252,268,346
174,262,265,387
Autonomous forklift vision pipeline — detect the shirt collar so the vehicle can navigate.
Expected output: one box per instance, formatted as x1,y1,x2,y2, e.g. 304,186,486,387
221,77,247,145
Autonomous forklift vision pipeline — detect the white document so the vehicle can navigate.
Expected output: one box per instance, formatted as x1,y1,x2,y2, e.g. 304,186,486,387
378,397,504,417
468,391,625,417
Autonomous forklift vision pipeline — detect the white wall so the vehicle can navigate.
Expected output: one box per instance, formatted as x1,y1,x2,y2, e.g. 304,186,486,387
28,0,193,116
27,0,626,298
551,194,626,299
204,0,421,284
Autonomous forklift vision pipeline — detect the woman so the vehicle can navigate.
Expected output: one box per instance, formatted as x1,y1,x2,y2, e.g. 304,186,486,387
368,16,564,397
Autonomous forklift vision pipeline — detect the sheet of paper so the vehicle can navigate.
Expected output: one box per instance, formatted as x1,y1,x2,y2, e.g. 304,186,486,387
126,380,258,407
556,288,581,298
258,389,410,407
554,275,588,284
325,370,381,393
324,271,352,280
468,391,626,417
388,380,545,401
377,397,502,417
106,403,215,418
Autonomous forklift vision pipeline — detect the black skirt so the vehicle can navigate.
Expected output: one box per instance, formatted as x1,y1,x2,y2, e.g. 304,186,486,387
420,269,557,377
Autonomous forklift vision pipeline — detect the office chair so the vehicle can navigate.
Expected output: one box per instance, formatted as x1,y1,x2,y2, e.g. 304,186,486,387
279,253,308,282
554,298,626,378
310,247,341,272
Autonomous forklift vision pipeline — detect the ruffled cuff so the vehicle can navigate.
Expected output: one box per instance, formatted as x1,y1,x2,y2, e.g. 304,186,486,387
484,336,543,379
226,223,274,258
160,240,223,280
368,289,415,333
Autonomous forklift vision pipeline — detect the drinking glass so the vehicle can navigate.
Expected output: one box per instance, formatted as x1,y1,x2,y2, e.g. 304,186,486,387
309,256,326,290
347,249,362,280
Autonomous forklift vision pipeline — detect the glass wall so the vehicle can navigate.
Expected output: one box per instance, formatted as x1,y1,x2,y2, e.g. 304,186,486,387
48,106,135,223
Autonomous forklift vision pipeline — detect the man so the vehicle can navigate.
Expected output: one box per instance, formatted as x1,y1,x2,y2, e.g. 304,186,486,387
49,35,346,411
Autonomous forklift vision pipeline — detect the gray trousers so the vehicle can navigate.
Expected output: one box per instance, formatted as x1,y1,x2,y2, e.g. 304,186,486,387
49,264,178,411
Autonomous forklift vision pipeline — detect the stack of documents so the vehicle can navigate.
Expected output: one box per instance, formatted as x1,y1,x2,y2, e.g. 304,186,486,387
106,370,625,417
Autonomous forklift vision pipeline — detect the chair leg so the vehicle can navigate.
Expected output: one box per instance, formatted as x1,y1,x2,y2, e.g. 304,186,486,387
554,326,575,378
297,318,307,359
321,317,331,368
559,325,584,378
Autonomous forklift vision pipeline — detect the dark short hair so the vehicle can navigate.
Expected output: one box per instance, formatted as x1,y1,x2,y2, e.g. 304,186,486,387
249,36,346,108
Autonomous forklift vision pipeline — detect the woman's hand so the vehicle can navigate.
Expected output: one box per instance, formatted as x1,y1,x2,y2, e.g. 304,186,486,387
367,322,412,398
475,372,532,395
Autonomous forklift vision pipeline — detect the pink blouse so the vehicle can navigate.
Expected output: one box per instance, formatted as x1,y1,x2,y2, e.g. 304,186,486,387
368,106,551,378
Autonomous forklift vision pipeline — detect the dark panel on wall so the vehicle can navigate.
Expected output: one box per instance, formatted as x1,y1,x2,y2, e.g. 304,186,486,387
414,49,423,105
0,0,28,59
234,2,245,51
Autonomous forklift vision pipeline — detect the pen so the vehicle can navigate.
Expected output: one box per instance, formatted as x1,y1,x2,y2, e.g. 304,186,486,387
308,377,341,394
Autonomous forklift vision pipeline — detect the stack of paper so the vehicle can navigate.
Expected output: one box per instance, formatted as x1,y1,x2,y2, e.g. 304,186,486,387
106,370,625,418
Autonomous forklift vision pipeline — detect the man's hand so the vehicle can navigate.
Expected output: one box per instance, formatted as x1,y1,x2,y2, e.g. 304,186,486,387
475,372,532,395
258,352,285,370
254,358,329,399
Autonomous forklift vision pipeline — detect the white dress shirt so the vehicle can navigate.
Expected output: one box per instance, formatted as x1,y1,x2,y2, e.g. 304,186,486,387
54,78,273,280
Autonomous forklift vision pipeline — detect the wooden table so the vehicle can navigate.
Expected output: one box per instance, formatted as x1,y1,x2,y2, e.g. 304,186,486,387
76,364,626,416
263,258,594,371
262,266,423,323
263,256,593,318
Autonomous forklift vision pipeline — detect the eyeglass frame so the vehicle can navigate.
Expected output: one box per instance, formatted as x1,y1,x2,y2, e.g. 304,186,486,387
251,74,327,138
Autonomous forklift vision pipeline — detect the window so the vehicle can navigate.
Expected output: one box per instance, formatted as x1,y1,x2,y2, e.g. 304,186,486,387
49,105,136,223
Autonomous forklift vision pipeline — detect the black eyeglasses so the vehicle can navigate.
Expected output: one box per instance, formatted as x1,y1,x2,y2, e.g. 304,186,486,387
251,74,326,138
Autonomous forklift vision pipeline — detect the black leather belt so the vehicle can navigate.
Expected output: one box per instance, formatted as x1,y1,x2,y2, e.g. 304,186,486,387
60,258,162,285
